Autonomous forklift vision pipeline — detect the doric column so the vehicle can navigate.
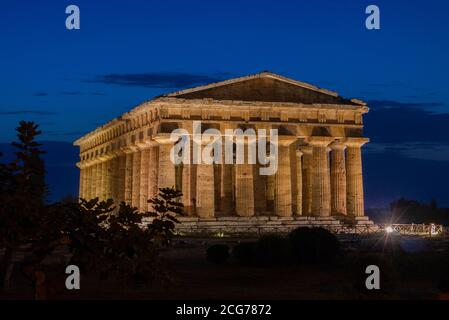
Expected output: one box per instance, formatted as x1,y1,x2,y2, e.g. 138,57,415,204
193,138,215,218
83,165,91,200
196,162,215,218
154,134,176,189
131,147,141,210
330,141,347,215
147,145,159,211
266,174,275,212
300,146,313,216
123,148,134,205
104,154,113,201
89,163,97,200
295,150,303,216
77,162,84,199
274,136,296,217
137,142,152,211
254,163,267,214
182,151,197,216
96,161,103,200
235,163,255,217
309,137,334,217
345,137,369,217
115,151,126,205
220,124,233,215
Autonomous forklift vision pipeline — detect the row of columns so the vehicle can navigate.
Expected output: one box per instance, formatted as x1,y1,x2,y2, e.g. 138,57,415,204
78,136,368,219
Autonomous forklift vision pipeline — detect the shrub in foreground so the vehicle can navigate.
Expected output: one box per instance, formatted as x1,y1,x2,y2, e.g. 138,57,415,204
288,227,340,264
253,235,289,267
206,244,230,264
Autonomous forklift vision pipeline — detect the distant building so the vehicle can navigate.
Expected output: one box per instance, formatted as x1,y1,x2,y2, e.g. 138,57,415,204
74,72,373,232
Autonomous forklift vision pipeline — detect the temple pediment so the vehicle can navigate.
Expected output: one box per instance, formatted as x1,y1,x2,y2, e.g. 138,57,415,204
166,72,360,105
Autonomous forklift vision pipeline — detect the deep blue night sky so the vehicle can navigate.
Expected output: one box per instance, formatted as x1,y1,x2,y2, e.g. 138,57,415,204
1,0,449,207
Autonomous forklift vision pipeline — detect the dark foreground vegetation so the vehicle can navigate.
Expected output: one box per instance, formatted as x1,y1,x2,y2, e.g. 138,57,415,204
0,121,183,299
2,121,449,300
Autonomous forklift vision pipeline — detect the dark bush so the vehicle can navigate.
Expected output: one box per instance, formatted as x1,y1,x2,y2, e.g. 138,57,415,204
288,227,340,264
232,242,256,266
253,235,289,267
206,244,230,264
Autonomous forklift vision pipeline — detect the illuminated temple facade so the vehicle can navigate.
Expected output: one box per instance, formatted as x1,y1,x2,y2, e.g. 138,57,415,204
74,72,373,232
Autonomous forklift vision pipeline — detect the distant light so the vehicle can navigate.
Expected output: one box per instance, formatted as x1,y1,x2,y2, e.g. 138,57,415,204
430,223,438,236
385,226,394,233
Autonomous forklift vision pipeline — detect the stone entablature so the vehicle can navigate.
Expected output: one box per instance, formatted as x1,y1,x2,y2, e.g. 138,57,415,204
74,72,371,224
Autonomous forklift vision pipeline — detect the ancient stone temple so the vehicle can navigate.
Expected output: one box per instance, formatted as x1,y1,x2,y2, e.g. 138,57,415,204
74,72,373,233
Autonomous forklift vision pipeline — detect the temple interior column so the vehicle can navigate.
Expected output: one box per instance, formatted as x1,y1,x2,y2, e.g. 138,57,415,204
253,163,267,215
330,141,347,215
309,137,334,217
266,174,275,213
123,149,134,205
295,150,303,216
131,147,141,210
274,137,295,217
346,138,369,217
235,162,255,217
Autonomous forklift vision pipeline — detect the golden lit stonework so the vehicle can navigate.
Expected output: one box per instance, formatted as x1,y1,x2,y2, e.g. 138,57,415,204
74,72,373,233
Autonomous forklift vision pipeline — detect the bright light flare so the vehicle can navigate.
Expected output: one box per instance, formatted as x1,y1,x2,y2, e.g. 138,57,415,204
385,226,394,234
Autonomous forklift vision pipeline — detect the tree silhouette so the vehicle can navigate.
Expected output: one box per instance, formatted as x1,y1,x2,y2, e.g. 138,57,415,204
148,187,184,245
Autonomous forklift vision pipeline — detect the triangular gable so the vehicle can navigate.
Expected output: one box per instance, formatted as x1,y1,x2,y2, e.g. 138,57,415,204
165,72,359,105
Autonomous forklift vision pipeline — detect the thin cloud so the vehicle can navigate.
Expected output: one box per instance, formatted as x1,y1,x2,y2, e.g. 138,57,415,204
86,72,232,89
61,91,82,96
34,92,49,97
0,110,57,116
367,100,445,109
